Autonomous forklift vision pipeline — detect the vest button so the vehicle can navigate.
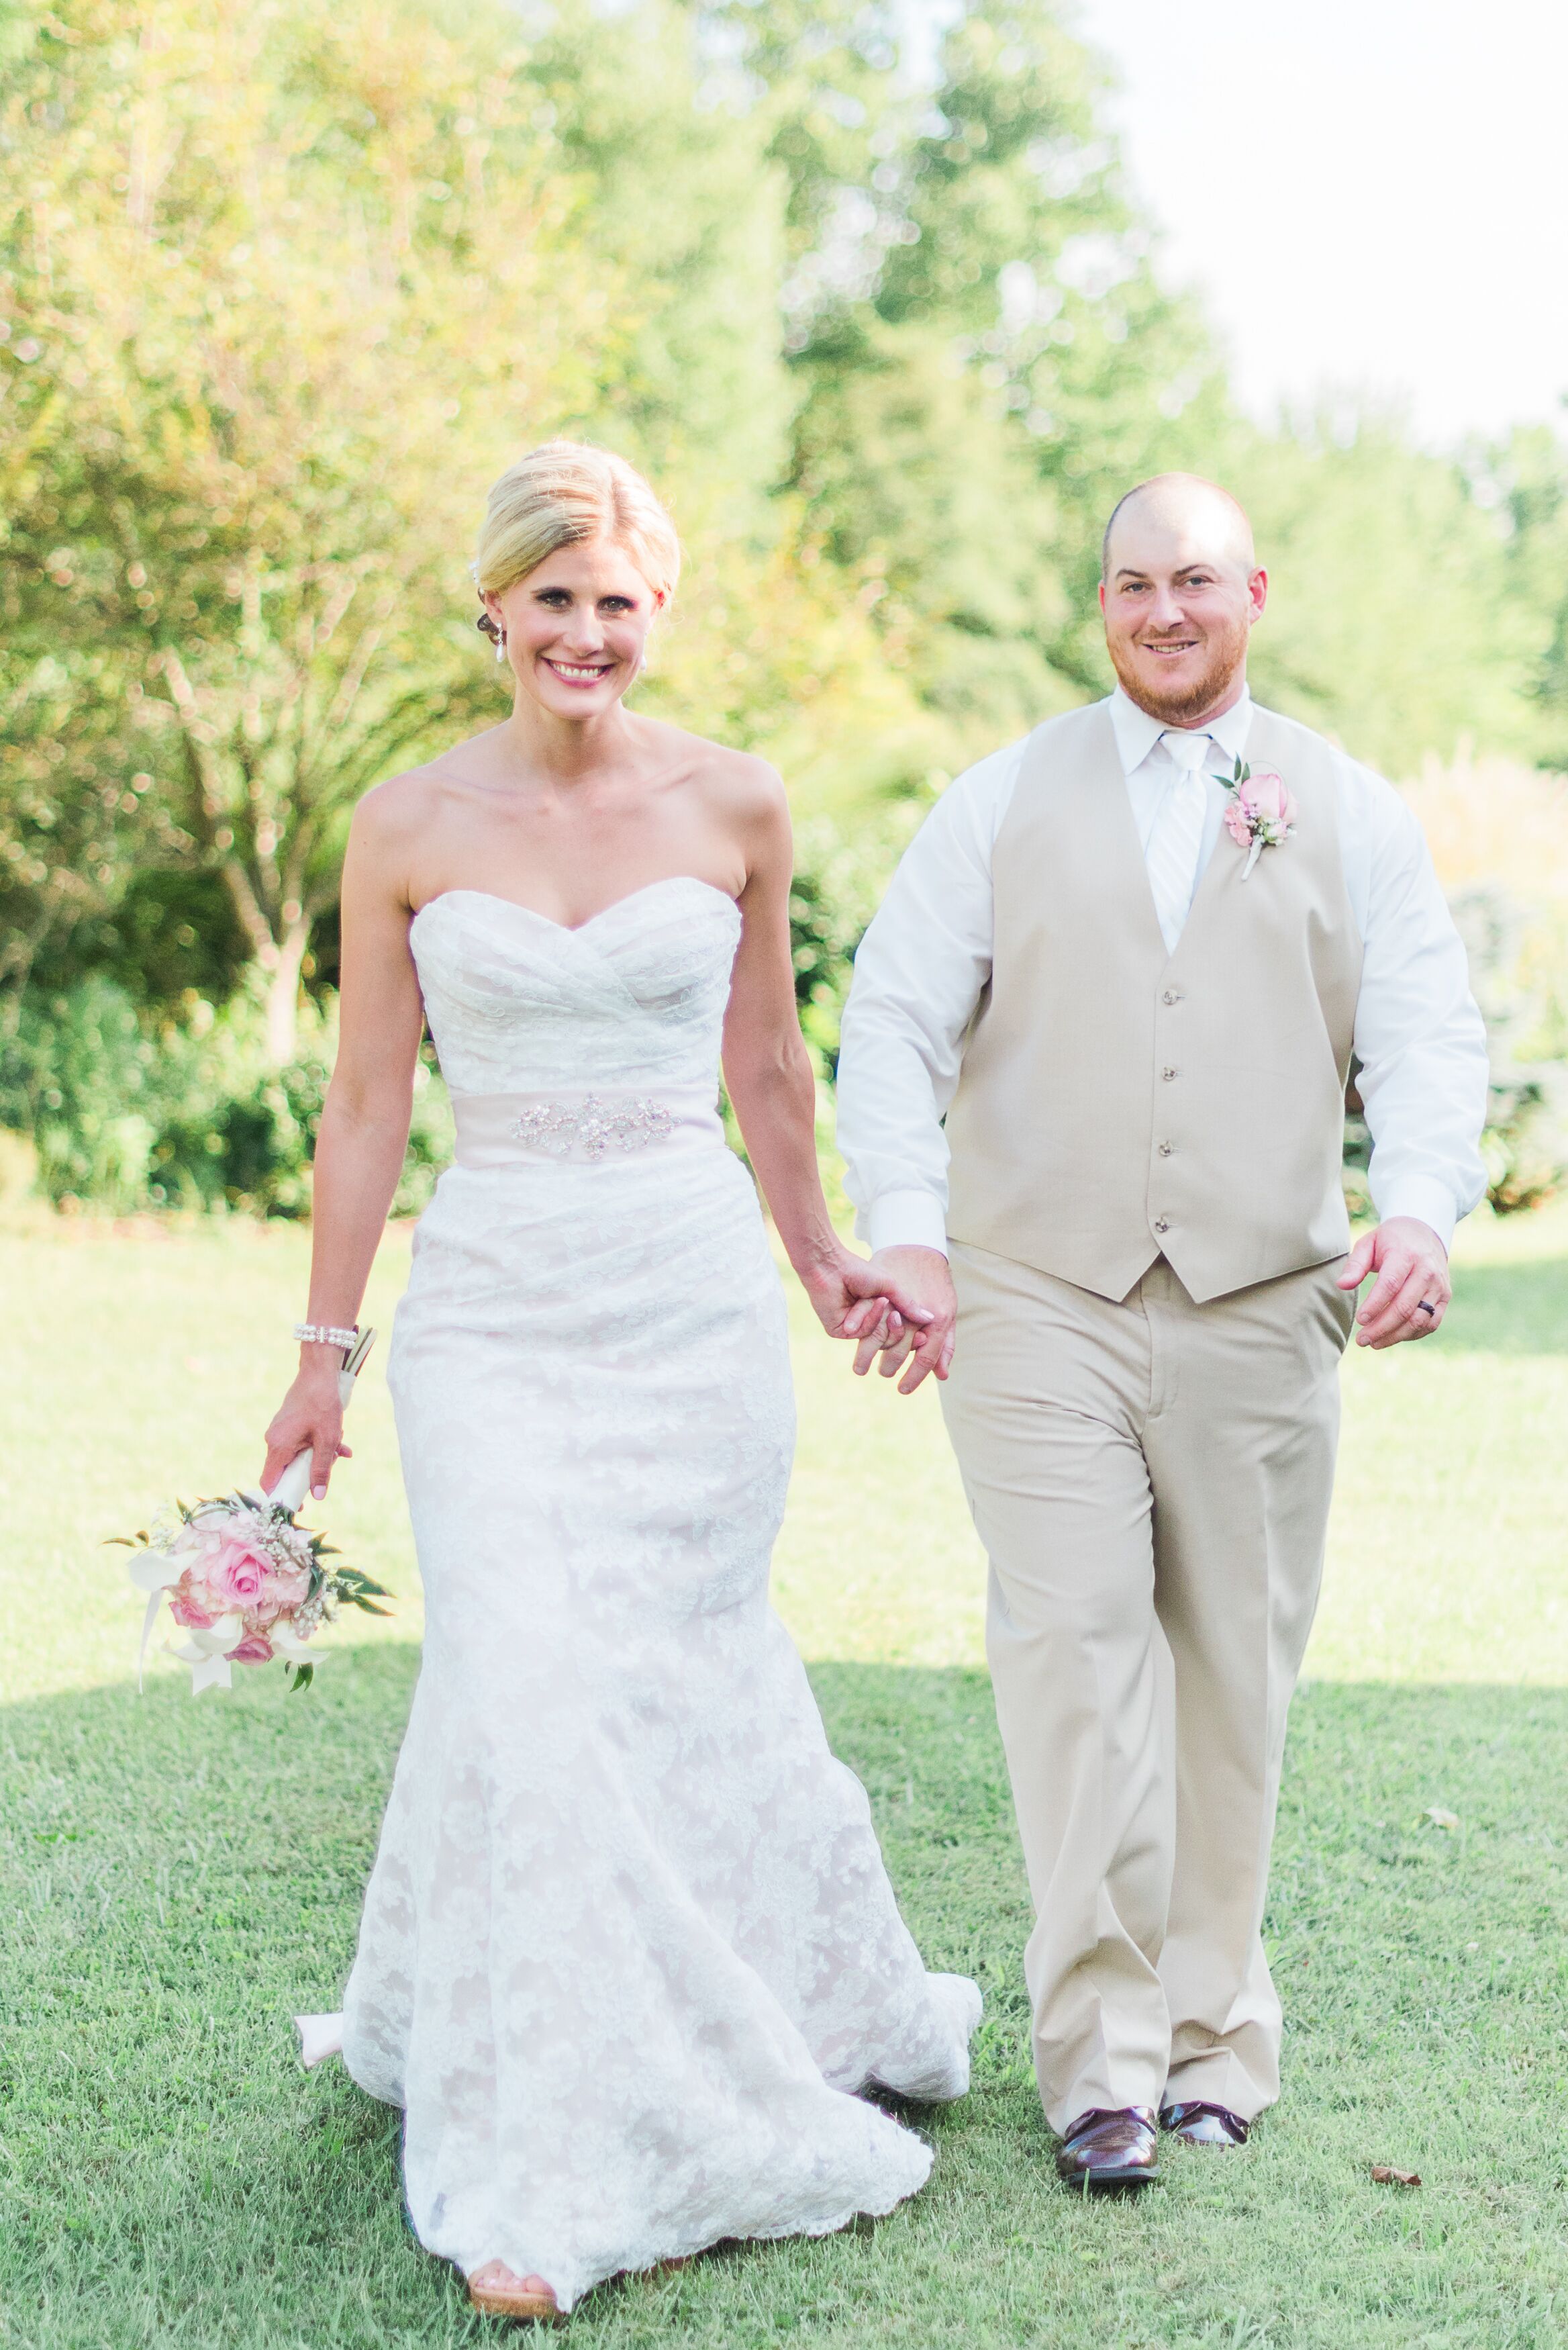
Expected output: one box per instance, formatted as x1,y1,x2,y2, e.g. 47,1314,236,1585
1162,988,1182,1005
1153,1217,1171,1234
1161,1066,1177,1081
1157,1141,1174,1157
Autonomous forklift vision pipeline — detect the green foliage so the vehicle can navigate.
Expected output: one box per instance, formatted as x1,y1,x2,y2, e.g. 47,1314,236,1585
1232,417,1538,773
0,976,174,1213
2,0,1566,1217
788,799,928,1073
1469,424,1568,771
23,865,252,1010
746,0,1226,761
0,976,450,1215
1344,884,1568,1220
532,0,793,514
0,641,150,994
789,322,1079,745
1450,887,1568,1213
0,0,618,1039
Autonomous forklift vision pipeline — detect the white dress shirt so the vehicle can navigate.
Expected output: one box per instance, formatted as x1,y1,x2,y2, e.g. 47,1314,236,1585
836,686,1490,1259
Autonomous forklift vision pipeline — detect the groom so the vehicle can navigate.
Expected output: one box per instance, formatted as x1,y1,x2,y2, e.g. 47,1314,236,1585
836,474,1489,2188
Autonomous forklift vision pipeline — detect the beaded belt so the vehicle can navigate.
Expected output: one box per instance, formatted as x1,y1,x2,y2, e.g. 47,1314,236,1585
450,1086,725,1170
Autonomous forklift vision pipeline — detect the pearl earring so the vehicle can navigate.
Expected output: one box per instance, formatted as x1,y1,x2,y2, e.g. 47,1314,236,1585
495,629,506,665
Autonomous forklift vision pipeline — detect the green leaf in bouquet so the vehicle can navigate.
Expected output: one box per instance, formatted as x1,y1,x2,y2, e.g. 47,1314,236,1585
332,1565,391,1593
288,1663,315,1693
331,1569,395,1611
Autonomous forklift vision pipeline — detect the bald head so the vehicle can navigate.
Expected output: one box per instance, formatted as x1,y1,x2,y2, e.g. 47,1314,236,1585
1101,473,1255,583
1097,473,1265,727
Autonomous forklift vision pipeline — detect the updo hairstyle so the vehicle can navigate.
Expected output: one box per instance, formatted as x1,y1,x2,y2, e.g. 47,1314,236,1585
474,441,681,640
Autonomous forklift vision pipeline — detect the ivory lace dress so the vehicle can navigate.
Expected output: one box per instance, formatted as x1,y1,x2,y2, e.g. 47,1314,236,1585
310,880,980,2310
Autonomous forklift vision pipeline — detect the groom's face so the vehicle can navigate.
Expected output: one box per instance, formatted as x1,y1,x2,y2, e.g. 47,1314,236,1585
1099,501,1266,726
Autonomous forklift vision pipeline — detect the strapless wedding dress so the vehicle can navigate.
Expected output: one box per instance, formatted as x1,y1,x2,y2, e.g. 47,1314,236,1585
310,880,979,2311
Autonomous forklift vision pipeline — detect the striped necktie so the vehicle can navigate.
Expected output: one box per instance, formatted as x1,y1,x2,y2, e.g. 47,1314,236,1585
1145,728,1212,953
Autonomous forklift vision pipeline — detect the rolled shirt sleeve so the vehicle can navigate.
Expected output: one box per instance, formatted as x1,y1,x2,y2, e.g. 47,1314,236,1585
836,741,1022,1256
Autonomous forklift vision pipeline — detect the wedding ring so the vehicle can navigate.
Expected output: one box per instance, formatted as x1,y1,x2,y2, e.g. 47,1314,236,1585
1416,1301,1437,1317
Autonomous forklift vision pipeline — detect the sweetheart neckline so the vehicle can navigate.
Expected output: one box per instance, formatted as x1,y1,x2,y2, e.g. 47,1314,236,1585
410,877,739,939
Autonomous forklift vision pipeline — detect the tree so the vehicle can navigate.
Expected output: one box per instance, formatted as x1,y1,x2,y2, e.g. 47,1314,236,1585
0,628,144,1004
1468,421,1568,773
5,0,1561,1068
1,0,893,1051
1229,415,1538,775
0,0,615,1055
698,0,1227,773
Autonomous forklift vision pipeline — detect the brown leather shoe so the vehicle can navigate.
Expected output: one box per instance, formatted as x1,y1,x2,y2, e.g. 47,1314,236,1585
1160,2100,1250,2147
1055,2106,1161,2192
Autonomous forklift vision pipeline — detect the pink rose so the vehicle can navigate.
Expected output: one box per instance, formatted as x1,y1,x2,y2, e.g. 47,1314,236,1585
208,1531,272,1613
246,1554,311,1630
226,1631,275,1666
269,1553,312,1607
1246,768,1294,827
169,1580,218,1630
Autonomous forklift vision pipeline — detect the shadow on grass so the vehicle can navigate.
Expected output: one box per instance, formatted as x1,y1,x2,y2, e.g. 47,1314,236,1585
1442,1254,1568,1354
5,1650,1568,2346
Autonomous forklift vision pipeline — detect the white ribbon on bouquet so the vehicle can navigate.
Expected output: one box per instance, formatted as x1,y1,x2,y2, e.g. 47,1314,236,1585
130,1329,377,1695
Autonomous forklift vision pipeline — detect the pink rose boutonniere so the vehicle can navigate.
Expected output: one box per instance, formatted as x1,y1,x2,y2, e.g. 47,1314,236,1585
1217,757,1296,878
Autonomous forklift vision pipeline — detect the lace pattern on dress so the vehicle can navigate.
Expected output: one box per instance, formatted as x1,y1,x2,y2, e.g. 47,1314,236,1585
326,883,980,2310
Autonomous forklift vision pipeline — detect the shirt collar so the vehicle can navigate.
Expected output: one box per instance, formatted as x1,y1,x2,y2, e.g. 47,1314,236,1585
1107,683,1253,778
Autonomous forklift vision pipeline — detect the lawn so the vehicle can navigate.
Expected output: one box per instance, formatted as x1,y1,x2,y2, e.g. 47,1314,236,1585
3,1201,1567,2347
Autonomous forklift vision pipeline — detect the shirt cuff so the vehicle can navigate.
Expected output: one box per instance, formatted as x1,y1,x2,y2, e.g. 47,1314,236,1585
1371,1175,1460,1254
866,1189,950,1258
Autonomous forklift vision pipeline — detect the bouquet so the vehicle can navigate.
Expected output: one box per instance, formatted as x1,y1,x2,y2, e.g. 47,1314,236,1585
116,1329,391,1695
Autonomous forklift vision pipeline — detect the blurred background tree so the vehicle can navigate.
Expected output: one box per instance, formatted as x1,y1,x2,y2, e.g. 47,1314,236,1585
0,0,614,1058
2,0,1565,1209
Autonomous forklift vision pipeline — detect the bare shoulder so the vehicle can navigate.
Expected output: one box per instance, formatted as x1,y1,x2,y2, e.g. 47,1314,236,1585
665,726,786,827
352,731,505,851
352,759,448,851
344,757,476,916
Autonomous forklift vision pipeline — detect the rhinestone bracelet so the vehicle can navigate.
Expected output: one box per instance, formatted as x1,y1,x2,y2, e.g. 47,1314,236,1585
295,1321,360,1352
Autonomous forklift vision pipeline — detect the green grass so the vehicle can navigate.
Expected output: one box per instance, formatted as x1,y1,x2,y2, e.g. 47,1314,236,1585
4,1205,1568,2346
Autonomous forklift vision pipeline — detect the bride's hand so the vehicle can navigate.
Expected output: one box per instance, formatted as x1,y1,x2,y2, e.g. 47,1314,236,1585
848,1246,956,1395
262,1362,352,1502
798,1248,936,1378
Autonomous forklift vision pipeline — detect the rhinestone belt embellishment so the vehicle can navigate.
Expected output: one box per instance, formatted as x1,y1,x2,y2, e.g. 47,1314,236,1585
510,1094,676,1161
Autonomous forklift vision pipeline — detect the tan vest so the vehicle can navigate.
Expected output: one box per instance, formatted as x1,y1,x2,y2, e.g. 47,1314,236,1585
944,700,1365,1305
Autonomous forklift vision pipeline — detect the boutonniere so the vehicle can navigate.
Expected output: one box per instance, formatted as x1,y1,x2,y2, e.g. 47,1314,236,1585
1216,757,1296,878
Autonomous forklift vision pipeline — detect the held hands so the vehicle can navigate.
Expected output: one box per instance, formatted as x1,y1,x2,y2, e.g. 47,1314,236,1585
262,1358,353,1503
845,1246,956,1395
798,1244,944,1393
1338,1215,1451,1348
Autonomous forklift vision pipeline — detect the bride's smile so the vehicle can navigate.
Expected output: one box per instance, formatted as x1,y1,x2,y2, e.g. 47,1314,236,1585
488,536,657,720
544,656,613,684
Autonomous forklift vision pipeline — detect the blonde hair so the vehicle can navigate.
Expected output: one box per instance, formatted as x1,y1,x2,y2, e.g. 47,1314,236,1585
475,441,681,618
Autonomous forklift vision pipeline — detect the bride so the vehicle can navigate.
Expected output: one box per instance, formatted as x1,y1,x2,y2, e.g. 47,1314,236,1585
262,442,980,2321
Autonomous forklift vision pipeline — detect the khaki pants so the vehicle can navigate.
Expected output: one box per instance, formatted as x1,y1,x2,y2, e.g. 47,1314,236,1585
941,1243,1353,2130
